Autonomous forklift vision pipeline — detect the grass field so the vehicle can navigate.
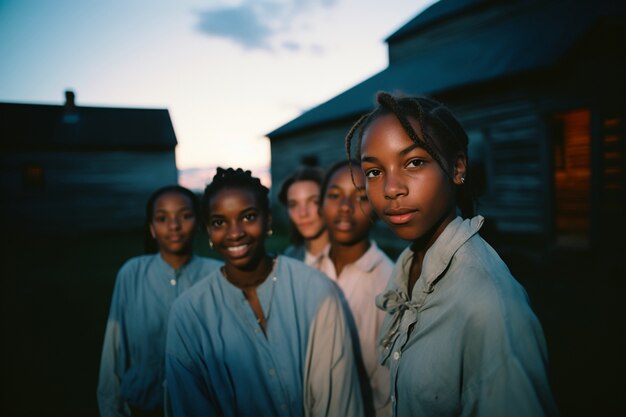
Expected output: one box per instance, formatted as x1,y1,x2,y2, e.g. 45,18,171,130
0,230,623,416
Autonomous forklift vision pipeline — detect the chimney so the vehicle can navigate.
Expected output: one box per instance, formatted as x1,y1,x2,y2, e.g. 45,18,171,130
63,89,79,124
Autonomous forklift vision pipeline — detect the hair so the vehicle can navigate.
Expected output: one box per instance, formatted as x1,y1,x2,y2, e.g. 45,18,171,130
277,165,326,245
144,185,200,253
345,91,474,218
319,159,360,205
201,167,270,224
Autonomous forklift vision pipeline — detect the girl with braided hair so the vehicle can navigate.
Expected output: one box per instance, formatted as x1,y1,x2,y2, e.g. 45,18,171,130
348,92,557,417
164,168,364,417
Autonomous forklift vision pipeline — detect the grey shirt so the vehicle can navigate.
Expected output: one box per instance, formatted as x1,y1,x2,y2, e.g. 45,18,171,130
377,216,558,417
97,253,221,417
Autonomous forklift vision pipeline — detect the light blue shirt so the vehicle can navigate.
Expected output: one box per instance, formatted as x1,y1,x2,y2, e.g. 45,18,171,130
377,216,558,417
97,253,222,417
165,255,364,417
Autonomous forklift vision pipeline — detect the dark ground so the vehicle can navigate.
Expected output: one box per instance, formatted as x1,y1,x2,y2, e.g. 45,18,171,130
0,229,623,417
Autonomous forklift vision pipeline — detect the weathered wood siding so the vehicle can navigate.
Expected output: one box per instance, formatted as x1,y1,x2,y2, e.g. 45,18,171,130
452,97,549,236
1,150,177,232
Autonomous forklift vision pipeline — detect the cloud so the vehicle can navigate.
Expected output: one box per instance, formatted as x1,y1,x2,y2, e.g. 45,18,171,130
195,0,338,51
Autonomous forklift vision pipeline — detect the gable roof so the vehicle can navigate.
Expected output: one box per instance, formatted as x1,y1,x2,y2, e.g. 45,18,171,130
267,0,623,139
0,101,177,151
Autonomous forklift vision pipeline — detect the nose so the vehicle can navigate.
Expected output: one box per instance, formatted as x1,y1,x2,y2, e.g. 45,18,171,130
339,195,354,213
227,221,244,240
384,170,408,200
168,216,182,230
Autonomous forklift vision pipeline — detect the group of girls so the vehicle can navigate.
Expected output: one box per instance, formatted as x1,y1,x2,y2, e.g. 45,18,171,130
97,91,558,417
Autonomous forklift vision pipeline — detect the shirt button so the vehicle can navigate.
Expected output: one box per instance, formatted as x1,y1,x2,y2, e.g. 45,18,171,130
169,279,176,286
268,368,276,376
391,395,395,403
393,351,400,360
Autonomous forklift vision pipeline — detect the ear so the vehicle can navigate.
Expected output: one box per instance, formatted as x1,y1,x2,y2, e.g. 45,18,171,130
452,153,467,185
149,223,156,239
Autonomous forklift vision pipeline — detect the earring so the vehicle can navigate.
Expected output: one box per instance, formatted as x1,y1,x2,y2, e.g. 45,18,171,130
461,176,466,184
267,229,273,237
209,239,214,249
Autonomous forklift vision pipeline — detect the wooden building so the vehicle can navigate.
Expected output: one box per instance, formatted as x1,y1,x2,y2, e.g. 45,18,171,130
267,0,624,250
0,91,179,233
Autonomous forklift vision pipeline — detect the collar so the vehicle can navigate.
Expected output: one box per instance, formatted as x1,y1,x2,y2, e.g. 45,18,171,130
394,215,484,293
319,240,383,273
155,253,196,277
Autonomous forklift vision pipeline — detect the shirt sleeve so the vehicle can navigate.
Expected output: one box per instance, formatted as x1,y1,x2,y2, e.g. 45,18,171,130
165,301,222,417
303,294,365,417
97,269,131,417
460,294,558,417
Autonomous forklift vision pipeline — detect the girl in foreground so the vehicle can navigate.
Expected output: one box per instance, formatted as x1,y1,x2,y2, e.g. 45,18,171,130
313,159,393,417
165,168,364,417
278,165,329,264
97,185,221,417
347,92,558,417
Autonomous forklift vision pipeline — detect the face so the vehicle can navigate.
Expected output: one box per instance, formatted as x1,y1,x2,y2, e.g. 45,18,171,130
207,187,269,270
286,180,325,240
322,165,373,246
360,114,461,242
150,191,197,255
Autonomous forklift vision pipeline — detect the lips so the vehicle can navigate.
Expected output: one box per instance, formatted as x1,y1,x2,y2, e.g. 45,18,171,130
226,243,250,258
333,218,354,232
383,207,418,225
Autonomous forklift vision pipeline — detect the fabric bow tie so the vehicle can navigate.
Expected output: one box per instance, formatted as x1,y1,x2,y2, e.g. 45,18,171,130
377,289,422,350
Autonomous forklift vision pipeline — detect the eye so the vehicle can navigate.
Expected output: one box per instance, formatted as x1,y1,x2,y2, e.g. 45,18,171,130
243,213,257,222
210,219,224,228
364,169,381,179
357,193,368,202
326,192,340,200
407,158,426,168
182,212,195,220
154,215,166,223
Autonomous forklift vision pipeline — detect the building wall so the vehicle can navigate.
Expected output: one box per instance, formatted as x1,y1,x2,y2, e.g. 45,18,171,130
1,150,178,233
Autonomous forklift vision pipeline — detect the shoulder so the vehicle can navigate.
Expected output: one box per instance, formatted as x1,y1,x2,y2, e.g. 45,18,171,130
172,268,221,314
192,255,222,273
116,254,155,281
283,244,305,260
449,235,536,327
277,255,339,295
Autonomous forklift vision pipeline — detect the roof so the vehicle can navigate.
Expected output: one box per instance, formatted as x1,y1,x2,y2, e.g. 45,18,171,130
385,0,489,43
0,101,177,151
268,0,623,139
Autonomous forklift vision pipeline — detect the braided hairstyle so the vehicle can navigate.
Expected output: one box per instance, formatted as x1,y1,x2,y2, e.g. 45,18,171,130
144,185,200,253
345,91,474,218
201,167,270,224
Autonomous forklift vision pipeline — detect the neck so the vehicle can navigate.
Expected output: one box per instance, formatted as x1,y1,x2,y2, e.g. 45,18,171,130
159,251,192,270
224,255,273,289
306,229,329,256
329,238,370,277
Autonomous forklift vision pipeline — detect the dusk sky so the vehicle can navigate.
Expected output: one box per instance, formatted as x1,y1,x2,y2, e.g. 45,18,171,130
0,0,437,188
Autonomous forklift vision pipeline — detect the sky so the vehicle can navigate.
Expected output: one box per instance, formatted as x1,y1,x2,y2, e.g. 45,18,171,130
0,0,437,189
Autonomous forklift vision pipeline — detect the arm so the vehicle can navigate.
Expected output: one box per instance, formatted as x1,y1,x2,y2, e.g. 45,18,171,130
165,303,222,417
460,291,558,417
97,271,131,417
303,295,364,417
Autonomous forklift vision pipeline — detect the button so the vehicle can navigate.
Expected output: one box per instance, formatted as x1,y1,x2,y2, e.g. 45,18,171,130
280,404,288,411
393,351,400,360
268,368,276,376
169,279,176,286
391,395,395,403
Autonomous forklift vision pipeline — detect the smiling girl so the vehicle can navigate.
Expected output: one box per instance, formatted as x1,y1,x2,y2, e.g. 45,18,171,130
165,168,364,417
97,185,221,417
346,92,558,417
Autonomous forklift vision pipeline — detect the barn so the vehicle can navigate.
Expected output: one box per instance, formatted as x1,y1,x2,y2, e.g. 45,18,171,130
266,0,625,251
0,91,179,233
